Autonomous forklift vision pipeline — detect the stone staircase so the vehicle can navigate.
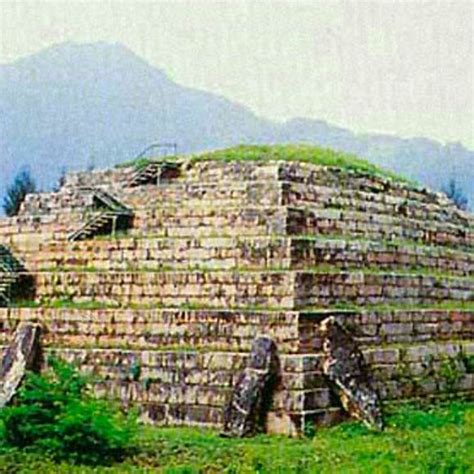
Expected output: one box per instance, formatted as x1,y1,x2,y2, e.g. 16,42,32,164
128,161,180,187
68,187,133,242
0,245,24,307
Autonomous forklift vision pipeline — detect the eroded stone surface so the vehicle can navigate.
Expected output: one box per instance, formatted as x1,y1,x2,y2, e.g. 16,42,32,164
0,323,41,408
222,336,279,437
320,316,384,430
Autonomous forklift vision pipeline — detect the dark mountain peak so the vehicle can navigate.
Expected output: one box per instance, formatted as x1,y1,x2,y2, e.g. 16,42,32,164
0,43,471,213
2,41,168,85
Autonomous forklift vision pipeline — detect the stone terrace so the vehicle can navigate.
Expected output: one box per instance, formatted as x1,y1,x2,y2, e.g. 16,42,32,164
0,146,473,435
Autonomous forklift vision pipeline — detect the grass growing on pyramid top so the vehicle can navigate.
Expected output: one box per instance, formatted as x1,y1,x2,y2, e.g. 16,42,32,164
117,144,413,184
116,156,179,170
193,144,412,183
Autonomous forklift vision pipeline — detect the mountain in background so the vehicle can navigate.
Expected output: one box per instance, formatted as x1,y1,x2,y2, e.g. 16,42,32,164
1,42,472,210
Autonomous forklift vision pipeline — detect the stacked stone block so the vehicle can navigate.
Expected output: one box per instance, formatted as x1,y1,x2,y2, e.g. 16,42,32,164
0,155,472,435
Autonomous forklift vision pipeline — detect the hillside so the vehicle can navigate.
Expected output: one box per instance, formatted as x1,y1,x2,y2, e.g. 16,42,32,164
0,42,472,209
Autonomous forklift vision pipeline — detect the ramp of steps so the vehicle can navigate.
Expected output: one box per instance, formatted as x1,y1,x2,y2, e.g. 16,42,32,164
27,270,474,309
27,236,473,276
0,275,15,306
67,210,133,242
0,187,133,250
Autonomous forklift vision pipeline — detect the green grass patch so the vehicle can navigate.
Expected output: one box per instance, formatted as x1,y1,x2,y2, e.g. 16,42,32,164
27,264,474,282
0,401,472,473
8,298,474,313
192,145,411,183
116,144,412,185
115,156,179,170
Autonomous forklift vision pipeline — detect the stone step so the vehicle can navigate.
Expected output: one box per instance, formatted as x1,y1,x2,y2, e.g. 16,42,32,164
25,270,474,309
21,177,471,235
127,203,472,248
25,235,473,276
129,205,288,238
286,206,473,250
10,343,471,433
123,191,472,246
281,181,472,229
119,179,472,229
2,307,471,354
0,337,471,434
4,201,471,253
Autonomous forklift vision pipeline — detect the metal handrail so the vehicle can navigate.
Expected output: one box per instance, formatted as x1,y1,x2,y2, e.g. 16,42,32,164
133,143,178,162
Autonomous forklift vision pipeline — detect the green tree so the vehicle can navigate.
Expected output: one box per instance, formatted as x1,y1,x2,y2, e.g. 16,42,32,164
442,178,468,211
2,168,37,217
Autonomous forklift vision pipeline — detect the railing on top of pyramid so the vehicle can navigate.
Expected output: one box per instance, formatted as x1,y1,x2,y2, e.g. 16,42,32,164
128,143,180,187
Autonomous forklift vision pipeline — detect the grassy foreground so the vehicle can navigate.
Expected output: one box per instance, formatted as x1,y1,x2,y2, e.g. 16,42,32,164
0,401,472,473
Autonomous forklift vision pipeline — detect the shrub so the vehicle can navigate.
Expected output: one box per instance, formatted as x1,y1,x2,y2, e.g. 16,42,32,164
0,358,137,465
2,168,36,217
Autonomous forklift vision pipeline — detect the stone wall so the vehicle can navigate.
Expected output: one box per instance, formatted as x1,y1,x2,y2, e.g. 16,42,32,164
1,307,472,434
28,270,473,309
23,236,472,275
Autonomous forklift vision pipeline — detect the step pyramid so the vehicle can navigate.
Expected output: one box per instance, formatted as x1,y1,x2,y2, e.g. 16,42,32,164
0,145,472,435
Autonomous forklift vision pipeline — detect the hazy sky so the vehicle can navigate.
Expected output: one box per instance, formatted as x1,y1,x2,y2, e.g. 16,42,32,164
1,0,473,148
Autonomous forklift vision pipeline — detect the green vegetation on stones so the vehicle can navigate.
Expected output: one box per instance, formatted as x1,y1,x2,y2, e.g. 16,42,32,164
462,354,474,374
8,298,474,313
115,156,179,170
193,144,411,183
116,144,411,184
27,264,474,282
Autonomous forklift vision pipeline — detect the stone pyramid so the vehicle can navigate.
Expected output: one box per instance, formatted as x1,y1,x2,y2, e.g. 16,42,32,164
0,145,472,435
